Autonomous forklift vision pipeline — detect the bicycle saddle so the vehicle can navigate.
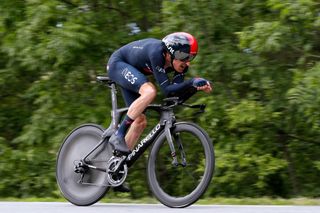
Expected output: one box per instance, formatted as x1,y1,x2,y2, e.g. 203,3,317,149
96,76,115,84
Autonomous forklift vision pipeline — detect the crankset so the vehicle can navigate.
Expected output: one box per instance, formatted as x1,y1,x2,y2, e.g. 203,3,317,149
106,156,128,187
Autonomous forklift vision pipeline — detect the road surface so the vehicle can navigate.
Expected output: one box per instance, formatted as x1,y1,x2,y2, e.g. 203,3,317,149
0,202,319,213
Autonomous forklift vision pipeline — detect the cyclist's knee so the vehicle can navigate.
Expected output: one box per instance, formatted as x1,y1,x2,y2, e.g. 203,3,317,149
139,82,157,100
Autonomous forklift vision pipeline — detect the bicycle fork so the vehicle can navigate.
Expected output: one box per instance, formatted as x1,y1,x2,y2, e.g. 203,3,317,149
164,119,187,167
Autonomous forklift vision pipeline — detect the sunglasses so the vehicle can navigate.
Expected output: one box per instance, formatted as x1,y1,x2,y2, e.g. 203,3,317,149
174,51,196,62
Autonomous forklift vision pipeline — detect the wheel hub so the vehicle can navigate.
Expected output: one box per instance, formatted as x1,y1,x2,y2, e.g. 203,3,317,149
74,161,88,174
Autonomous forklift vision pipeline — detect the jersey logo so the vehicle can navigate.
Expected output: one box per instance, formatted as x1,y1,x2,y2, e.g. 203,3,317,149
156,66,165,73
133,46,143,49
121,68,138,85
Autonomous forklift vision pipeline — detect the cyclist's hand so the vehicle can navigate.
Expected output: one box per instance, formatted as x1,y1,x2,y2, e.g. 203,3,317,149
192,78,212,93
192,78,208,87
200,83,212,93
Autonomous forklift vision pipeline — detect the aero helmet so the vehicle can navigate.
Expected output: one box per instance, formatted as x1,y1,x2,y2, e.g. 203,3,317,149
162,32,198,62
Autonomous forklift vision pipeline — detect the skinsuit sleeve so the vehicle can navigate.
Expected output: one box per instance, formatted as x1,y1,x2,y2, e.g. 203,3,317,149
149,53,193,97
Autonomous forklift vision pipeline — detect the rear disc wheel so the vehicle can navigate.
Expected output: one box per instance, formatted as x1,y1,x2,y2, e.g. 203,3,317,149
56,124,113,206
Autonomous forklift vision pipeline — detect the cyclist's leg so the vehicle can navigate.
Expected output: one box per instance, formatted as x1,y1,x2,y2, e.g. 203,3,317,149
125,114,147,150
108,61,156,153
127,82,156,119
124,83,156,149
108,61,156,120
120,88,147,149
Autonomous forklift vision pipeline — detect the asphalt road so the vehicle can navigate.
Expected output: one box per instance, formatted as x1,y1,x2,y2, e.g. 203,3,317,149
0,202,319,213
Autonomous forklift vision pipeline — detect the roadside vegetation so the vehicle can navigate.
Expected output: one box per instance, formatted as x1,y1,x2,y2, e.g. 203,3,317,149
0,0,319,201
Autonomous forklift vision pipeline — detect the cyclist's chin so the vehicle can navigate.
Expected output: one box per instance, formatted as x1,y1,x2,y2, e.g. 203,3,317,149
174,66,185,73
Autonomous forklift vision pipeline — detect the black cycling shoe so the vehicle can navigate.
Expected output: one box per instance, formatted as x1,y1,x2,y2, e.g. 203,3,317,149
113,183,131,193
109,134,131,155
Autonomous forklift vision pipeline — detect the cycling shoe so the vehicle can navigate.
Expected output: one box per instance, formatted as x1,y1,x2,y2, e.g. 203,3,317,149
109,134,131,155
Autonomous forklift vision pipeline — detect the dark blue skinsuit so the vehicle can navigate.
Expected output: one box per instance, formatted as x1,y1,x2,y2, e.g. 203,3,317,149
107,38,194,106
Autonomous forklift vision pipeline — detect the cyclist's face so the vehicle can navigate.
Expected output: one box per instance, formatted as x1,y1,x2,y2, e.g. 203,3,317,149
172,59,190,73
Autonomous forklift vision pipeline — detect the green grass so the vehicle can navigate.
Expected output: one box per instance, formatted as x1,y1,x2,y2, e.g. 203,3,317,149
1,197,319,205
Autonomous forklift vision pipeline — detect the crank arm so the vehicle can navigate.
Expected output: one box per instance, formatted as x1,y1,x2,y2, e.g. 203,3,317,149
114,156,127,174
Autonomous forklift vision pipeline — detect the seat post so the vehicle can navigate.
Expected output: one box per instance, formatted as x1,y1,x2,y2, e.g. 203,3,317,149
110,82,119,129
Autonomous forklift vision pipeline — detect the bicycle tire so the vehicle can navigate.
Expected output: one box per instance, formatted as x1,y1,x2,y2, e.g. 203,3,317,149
147,122,215,208
56,124,112,206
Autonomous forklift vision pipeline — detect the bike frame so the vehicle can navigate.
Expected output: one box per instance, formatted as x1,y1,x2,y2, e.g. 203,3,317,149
82,78,180,170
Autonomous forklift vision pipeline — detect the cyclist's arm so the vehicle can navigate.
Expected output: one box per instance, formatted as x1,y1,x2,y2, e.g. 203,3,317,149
172,69,186,84
163,78,194,97
152,66,193,96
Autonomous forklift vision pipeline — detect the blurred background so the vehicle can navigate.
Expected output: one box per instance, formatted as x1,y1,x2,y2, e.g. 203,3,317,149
0,0,319,200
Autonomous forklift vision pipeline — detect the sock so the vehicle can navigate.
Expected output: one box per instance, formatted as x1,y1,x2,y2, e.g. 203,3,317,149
115,115,134,138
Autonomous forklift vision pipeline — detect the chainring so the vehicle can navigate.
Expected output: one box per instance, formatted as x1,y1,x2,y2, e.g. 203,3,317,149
106,156,128,187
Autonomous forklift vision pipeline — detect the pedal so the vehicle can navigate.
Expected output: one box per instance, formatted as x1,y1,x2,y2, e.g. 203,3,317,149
113,150,121,156
113,149,128,157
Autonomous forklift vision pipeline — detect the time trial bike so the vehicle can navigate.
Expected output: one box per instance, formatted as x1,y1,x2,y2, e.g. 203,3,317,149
56,75,215,208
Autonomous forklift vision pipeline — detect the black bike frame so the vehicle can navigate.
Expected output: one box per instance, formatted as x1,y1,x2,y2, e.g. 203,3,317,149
126,122,163,167
82,77,179,170
82,106,176,170
116,104,178,167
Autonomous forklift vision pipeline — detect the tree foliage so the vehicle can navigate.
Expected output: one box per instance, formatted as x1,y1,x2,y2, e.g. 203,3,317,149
0,0,319,198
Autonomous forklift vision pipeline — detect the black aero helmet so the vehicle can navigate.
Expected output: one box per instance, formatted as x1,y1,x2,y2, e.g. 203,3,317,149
162,32,198,62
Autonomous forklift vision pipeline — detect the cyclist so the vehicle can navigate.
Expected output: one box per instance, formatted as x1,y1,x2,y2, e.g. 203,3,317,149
107,32,212,156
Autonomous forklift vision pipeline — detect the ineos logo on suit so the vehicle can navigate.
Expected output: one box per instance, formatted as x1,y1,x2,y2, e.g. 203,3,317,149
122,68,138,84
